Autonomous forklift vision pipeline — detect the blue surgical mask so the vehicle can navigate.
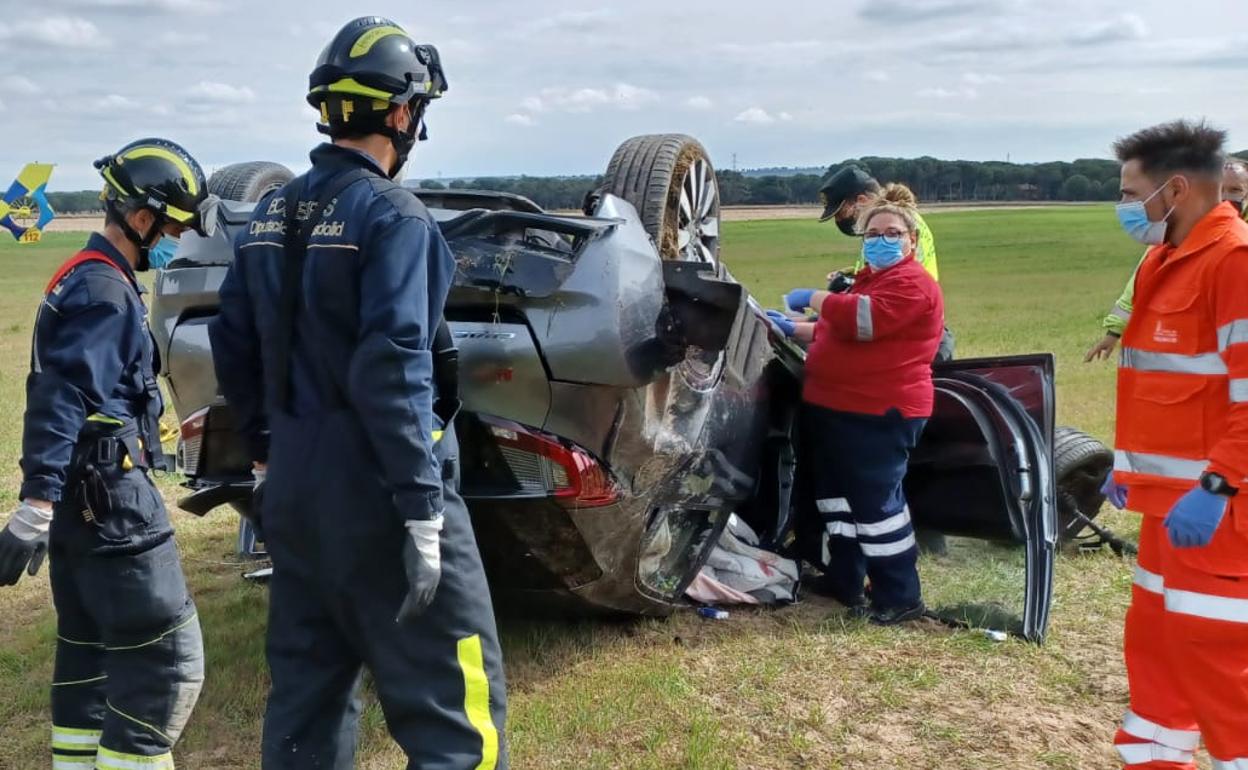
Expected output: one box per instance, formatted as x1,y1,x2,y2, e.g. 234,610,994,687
148,234,180,270
862,235,906,270
1116,179,1176,245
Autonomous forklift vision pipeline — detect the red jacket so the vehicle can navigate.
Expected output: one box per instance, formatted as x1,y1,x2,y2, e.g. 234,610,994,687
802,256,944,418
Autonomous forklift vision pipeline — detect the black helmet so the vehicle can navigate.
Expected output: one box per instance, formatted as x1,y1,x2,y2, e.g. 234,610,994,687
95,137,218,245
307,17,448,175
818,166,880,223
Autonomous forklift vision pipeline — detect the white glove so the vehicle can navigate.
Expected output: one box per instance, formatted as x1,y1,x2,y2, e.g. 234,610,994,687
9,500,52,542
396,514,444,623
404,515,443,573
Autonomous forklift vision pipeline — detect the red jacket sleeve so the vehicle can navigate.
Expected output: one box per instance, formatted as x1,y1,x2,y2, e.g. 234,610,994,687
1208,246,1248,483
817,274,936,343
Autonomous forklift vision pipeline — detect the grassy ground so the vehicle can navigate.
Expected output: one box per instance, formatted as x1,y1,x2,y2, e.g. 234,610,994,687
0,210,1161,769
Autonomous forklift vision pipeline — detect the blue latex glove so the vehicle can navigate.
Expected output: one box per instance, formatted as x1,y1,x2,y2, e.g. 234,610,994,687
765,310,796,338
1100,473,1128,510
785,289,816,312
1164,487,1228,548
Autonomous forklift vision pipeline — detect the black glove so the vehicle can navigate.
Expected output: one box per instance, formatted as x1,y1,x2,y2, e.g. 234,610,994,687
827,272,855,294
395,515,443,624
0,528,46,586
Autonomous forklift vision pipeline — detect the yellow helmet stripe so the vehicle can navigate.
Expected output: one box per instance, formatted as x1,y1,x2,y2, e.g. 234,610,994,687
312,77,394,101
101,168,128,196
122,146,199,196
164,204,194,223
350,25,406,57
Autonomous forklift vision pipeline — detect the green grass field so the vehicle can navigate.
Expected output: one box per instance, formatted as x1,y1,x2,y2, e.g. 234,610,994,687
0,208,1153,769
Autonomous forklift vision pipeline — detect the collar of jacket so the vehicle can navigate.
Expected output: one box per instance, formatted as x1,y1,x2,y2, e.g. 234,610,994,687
310,142,390,178
1152,202,1241,266
856,254,918,283
85,232,145,294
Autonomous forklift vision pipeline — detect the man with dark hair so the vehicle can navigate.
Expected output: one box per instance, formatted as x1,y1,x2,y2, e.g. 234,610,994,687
211,16,506,769
819,165,940,281
1085,157,1248,362
1101,119,1248,769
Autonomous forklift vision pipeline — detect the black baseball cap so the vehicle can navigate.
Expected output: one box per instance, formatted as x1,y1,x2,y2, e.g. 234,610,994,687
818,166,880,222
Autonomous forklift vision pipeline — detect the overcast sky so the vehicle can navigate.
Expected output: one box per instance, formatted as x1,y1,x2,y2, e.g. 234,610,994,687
3,0,1248,190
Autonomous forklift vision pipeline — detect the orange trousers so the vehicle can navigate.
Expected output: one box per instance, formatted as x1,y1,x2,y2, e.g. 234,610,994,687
1114,517,1248,768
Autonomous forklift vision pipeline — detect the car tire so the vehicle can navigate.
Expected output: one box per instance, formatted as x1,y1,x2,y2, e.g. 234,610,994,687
601,134,720,266
208,161,294,203
1054,426,1114,543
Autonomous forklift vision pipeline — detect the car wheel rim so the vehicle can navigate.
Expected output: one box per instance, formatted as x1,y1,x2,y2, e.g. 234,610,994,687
677,159,719,266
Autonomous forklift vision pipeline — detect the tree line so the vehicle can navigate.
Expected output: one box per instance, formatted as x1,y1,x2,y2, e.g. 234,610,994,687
38,149,1248,214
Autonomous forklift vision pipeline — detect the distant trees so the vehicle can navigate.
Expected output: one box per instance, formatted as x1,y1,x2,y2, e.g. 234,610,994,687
44,191,103,214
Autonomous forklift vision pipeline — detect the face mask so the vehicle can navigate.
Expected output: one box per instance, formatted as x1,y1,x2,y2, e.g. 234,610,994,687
148,234,180,270
862,235,906,270
835,216,857,237
1116,179,1177,245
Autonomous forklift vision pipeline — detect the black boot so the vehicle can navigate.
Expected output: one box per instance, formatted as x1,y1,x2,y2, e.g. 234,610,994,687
868,602,926,626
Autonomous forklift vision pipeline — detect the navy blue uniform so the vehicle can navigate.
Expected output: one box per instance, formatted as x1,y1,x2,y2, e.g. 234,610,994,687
211,143,506,770
23,234,203,769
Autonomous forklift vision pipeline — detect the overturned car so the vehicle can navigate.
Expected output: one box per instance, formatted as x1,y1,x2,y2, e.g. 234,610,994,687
151,134,1111,642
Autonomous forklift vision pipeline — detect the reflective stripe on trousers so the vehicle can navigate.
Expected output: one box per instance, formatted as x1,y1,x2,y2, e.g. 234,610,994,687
1117,741,1195,766
52,725,101,769
94,746,175,769
1212,758,1248,769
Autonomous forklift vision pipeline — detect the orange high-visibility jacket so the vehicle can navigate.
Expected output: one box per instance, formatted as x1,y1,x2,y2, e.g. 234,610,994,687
1114,204,1248,537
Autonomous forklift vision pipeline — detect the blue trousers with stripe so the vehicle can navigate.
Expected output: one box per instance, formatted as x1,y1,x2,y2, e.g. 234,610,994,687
48,462,203,769
799,404,926,610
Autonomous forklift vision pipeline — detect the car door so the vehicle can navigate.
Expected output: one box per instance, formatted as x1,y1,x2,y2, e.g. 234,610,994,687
905,354,1057,642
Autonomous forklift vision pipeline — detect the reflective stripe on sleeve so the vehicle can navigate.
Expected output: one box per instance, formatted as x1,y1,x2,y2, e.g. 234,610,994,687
1165,589,1248,624
856,508,911,538
1212,757,1248,769
1114,450,1207,481
817,498,851,514
1117,742,1195,765
856,295,873,342
826,521,857,539
860,533,916,557
1231,379,1248,403
1218,319,1248,352
1121,347,1228,375
1121,710,1200,751
1110,306,1131,321
1133,565,1164,595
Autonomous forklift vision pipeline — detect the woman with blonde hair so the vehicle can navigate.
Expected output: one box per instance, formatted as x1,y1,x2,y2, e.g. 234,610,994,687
768,184,945,624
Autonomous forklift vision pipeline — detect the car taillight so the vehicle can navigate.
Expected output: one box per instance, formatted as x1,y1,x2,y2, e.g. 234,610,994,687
179,408,208,476
483,416,618,508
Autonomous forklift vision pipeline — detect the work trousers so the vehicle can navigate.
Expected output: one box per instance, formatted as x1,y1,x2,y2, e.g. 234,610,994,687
48,463,203,770
1113,516,1248,769
261,414,508,770
799,404,926,610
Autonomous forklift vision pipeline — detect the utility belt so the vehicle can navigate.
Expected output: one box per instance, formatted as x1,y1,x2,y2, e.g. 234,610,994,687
70,416,169,539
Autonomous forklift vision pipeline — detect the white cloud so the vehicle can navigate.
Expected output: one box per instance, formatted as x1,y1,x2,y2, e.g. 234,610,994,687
93,94,139,109
962,72,1004,85
55,0,222,11
525,9,615,34
520,83,658,114
0,75,38,95
778,112,794,122
917,86,979,100
0,16,107,48
505,113,535,127
685,95,714,110
1068,13,1149,46
859,0,1015,23
734,107,776,125
863,70,891,83
189,81,258,104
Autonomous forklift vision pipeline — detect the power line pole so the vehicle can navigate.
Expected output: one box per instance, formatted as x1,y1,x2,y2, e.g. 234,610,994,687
732,153,738,173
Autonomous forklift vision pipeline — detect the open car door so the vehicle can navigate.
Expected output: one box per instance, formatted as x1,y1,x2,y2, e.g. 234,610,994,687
906,354,1057,642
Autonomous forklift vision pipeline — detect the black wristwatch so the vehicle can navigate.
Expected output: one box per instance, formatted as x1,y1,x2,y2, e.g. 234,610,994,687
1200,471,1239,497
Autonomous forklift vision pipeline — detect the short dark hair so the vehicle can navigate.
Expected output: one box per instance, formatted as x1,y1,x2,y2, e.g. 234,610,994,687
1113,119,1226,178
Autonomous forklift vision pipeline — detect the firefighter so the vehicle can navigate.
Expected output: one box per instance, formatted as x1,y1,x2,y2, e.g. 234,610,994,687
1085,158,1248,362
208,17,506,769
769,184,944,625
0,139,215,770
1101,120,1248,769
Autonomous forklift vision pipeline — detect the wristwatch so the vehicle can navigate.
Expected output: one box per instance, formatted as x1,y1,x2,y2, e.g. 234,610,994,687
1200,471,1239,497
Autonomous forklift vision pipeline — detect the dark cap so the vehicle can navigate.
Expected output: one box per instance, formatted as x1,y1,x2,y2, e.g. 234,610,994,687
818,166,880,222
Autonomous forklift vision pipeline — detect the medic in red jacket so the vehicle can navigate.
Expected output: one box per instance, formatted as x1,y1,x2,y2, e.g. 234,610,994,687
768,184,944,626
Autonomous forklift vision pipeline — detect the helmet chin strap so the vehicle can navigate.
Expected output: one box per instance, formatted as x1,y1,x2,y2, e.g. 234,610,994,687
108,200,164,271
381,101,426,179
